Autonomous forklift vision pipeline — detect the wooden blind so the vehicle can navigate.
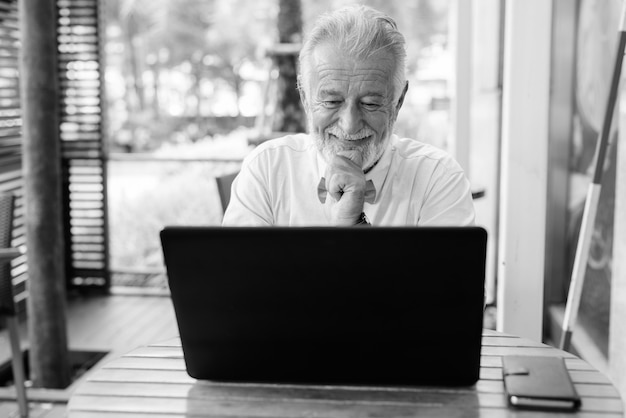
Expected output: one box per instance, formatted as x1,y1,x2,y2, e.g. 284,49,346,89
0,0,26,312
57,0,109,289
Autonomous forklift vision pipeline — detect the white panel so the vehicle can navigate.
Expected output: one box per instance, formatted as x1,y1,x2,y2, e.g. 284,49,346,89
470,0,502,306
497,0,553,342
449,0,472,176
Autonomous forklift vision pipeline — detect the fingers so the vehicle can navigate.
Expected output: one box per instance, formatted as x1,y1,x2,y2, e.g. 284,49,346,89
326,173,365,201
325,153,367,200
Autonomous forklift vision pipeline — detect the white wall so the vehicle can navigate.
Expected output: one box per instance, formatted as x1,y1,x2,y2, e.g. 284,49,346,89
497,0,553,342
470,0,501,306
449,0,472,177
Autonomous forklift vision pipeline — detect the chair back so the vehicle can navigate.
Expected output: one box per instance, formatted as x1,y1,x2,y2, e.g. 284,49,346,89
216,171,238,213
0,193,16,315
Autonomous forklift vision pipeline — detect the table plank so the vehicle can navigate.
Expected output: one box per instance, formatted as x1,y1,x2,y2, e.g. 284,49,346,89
68,412,624,418
102,356,186,371
481,336,556,347
480,355,596,372
69,414,187,418
68,393,507,418
475,379,621,398
84,368,196,384
480,345,576,357
69,388,624,416
82,368,623,400
118,350,594,370
102,352,616,387
73,378,624,408
479,366,614,384
120,345,184,358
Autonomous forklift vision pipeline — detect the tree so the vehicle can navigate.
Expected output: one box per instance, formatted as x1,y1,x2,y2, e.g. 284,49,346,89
272,0,306,133
104,0,218,149
20,0,71,389
204,0,275,119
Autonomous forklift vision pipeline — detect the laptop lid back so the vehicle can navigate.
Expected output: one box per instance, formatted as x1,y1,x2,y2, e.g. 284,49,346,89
161,226,487,386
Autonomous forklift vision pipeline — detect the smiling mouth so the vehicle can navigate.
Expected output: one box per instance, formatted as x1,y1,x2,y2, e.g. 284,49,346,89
328,133,372,142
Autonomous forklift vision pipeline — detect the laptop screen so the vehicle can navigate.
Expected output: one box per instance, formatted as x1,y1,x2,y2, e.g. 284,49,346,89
161,226,487,386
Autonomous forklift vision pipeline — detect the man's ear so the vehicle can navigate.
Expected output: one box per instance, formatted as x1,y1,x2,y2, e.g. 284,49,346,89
298,75,309,111
395,81,409,112
300,91,309,111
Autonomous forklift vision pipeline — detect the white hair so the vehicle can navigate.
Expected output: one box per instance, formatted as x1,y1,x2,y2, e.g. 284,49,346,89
298,5,407,103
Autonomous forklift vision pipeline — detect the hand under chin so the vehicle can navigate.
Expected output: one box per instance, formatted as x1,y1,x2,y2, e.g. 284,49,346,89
322,152,367,225
336,149,364,167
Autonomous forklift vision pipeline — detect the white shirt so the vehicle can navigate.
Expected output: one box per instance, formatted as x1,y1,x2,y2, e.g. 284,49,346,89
222,134,475,226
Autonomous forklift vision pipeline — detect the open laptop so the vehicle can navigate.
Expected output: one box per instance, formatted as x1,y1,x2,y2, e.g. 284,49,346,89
160,226,487,386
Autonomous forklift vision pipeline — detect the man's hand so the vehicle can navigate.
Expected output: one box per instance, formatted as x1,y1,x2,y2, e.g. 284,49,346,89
322,150,366,225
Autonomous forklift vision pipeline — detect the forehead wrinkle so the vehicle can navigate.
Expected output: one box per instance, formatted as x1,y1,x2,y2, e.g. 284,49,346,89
310,48,393,99
316,70,391,88
319,86,385,96
317,65,389,79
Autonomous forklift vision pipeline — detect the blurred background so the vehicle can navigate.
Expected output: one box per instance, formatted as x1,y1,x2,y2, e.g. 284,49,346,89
101,0,460,287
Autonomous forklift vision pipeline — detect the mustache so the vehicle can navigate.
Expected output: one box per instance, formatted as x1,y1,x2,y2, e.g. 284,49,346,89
326,125,374,141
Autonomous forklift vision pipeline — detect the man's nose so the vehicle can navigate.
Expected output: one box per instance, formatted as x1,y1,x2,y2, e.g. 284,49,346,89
337,102,362,135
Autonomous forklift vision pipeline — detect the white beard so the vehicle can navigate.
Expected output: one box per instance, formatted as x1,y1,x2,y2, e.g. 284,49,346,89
309,118,392,171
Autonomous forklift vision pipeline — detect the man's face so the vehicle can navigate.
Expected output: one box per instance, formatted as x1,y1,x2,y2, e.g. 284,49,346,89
304,43,401,171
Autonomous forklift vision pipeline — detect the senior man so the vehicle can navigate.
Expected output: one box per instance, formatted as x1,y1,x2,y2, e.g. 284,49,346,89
223,5,475,226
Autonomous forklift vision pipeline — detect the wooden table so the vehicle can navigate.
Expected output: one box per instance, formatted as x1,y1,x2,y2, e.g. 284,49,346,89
67,329,623,417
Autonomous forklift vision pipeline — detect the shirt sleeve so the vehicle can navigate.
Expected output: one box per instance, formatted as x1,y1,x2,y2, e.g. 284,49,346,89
222,151,274,226
417,163,476,226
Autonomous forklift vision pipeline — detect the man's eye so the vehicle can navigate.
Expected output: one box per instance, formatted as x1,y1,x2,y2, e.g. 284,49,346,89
362,103,382,110
322,101,341,108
